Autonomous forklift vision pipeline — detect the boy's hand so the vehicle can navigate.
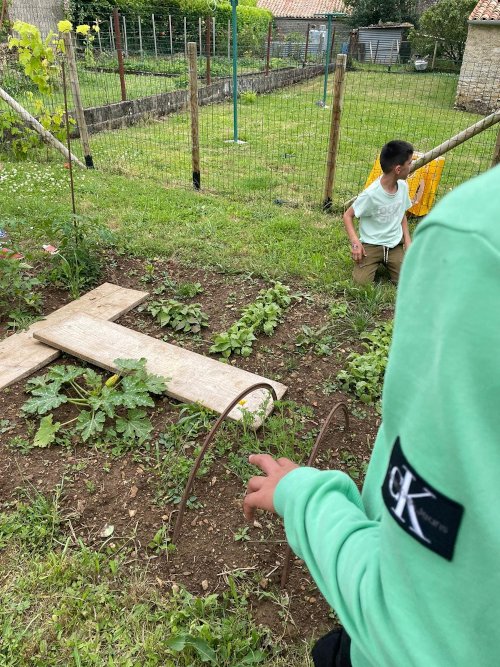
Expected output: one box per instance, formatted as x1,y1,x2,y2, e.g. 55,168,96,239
243,454,299,522
351,241,366,263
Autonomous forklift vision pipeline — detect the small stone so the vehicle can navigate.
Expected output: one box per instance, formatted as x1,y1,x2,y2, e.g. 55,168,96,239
129,509,137,517
253,520,262,529
259,577,269,590
201,579,209,591
129,485,138,499
161,514,168,520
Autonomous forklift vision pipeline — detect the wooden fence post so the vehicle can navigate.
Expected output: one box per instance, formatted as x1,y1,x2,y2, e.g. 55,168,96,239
323,53,347,210
431,40,438,70
63,33,94,168
113,8,127,101
0,86,85,167
188,42,201,190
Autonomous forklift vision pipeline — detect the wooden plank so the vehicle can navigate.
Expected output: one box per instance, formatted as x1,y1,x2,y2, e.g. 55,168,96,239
0,283,148,390
33,313,287,423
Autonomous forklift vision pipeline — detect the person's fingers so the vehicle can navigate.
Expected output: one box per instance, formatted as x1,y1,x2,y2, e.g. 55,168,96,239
248,453,279,475
243,491,260,522
276,457,294,468
247,475,265,492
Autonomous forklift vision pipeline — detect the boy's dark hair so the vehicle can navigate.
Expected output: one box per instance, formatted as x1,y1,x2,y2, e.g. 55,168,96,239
380,140,414,173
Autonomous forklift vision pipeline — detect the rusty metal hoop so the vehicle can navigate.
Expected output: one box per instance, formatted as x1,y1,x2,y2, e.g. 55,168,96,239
280,401,349,588
172,382,278,543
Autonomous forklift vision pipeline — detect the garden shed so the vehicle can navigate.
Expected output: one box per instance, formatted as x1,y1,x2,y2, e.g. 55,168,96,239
455,0,500,114
355,23,413,64
256,0,348,36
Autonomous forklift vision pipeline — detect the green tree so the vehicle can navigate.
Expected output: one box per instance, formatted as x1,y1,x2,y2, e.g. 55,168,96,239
408,0,476,63
345,0,417,27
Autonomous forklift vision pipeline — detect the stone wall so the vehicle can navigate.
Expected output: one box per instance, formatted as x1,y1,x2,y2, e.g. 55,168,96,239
82,63,333,134
456,24,500,114
8,0,63,36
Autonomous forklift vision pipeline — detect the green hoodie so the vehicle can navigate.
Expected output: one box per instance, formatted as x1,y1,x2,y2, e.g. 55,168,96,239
274,165,500,666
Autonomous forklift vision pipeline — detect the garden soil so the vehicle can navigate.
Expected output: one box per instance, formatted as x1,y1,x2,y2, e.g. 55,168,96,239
0,255,386,645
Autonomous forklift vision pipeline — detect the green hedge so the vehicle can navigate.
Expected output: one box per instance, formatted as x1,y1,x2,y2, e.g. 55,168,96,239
72,0,272,55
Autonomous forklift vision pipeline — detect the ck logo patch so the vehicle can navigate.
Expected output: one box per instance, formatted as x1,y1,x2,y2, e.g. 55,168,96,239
382,438,464,561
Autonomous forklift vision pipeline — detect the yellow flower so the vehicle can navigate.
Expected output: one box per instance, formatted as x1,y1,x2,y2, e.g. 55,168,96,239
76,24,91,36
93,23,100,33
57,19,73,33
238,399,247,406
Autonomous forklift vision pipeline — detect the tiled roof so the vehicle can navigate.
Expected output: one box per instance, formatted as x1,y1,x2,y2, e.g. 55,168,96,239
256,0,348,19
469,0,500,20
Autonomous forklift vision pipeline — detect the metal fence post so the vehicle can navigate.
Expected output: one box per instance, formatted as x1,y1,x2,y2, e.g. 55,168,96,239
492,127,500,167
138,15,143,57
206,16,211,85
152,14,158,58
113,8,127,101
323,54,347,209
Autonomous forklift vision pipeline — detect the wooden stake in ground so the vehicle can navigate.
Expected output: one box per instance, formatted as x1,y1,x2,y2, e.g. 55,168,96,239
0,86,85,167
323,54,347,210
188,42,201,190
63,33,94,168
342,108,500,209
113,8,127,101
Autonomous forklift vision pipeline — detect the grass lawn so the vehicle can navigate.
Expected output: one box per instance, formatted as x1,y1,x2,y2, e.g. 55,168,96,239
76,68,495,207
0,161,351,286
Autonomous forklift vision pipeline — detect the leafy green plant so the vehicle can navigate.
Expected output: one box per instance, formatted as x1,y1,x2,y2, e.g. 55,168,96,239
295,324,335,356
151,432,213,507
148,525,175,554
175,281,204,299
42,215,114,298
8,21,61,95
147,299,209,333
0,254,42,322
210,282,291,358
337,320,393,406
240,91,257,105
22,358,168,447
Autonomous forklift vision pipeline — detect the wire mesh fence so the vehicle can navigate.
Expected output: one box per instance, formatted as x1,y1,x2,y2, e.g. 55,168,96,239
1,6,499,212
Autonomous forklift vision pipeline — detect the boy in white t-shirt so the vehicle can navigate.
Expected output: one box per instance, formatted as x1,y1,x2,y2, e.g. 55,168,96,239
343,140,413,284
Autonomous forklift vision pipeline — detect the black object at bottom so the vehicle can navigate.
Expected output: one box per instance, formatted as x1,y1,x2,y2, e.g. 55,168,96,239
193,171,201,190
84,154,95,169
312,628,352,667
